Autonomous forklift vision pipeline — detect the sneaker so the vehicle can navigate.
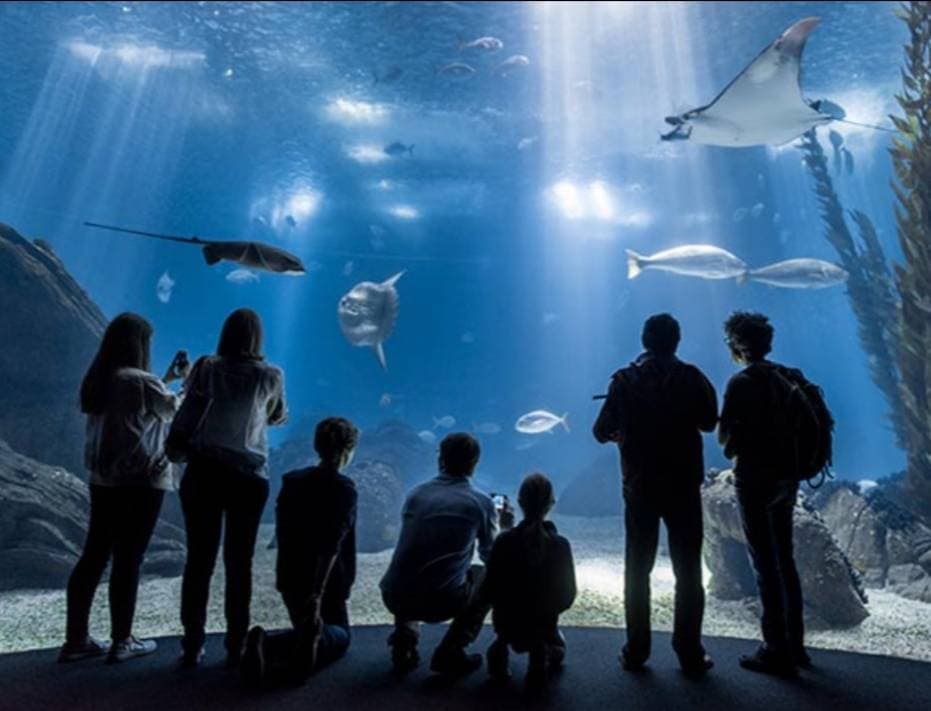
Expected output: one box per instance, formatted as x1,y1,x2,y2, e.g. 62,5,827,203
58,636,110,663
241,627,266,687
619,647,647,672
430,645,482,677
680,653,715,677
794,648,813,669
178,646,205,670
107,636,157,664
389,632,420,673
739,646,798,678
486,638,510,681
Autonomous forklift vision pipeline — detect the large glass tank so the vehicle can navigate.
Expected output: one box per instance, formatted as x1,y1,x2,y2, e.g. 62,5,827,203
1,1,928,661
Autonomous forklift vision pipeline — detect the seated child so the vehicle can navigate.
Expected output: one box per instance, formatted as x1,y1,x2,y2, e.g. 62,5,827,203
484,472,577,690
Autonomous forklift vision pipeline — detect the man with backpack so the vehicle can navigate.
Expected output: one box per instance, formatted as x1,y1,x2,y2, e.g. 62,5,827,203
593,313,718,676
719,311,833,677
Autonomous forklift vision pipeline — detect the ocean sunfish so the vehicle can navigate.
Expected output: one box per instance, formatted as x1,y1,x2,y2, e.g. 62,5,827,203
83,222,305,275
515,410,569,435
626,245,748,280
661,18,837,147
337,271,404,370
743,259,848,289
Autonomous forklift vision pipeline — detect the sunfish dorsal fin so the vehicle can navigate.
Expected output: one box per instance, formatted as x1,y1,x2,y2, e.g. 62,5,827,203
383,270,405,288
373,342,387,370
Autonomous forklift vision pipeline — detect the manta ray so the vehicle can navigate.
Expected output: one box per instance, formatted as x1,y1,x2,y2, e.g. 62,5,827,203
662,17,842,147
84,222,306,275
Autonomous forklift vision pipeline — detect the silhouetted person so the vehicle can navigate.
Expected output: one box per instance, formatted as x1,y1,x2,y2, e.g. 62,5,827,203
719,311,809,677
593,313,717,675
60,313,186,664
177,308,287,669
484,473,576,692
380,433,513,676
241,417,359,687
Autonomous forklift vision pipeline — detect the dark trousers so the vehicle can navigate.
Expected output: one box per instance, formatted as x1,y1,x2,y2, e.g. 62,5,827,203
737,480,804,657
65,484,164,643
179,458,269,655
387,564,490,652
623,488,705,664
258,590,351,685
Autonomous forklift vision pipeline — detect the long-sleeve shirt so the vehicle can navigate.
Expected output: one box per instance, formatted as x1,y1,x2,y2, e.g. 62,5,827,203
275,465,357,623
380,474,497,612
593,352,718,496
183,355,287,477
484,519,576,643
85,367,179,490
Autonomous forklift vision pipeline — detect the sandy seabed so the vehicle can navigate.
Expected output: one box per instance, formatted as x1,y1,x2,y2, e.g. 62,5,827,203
1,516,929,662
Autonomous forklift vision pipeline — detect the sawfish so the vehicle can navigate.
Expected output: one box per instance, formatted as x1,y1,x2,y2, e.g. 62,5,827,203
84,222,306,275
661,17,840,147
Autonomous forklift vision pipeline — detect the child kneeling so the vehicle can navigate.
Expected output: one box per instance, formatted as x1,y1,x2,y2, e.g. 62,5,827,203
484,473,576,690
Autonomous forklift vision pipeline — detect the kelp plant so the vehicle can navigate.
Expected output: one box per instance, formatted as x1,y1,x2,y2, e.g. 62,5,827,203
890,0,931,521
799,132,907,452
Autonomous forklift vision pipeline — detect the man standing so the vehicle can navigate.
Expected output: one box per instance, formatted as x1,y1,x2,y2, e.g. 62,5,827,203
593,313,717,676
719,311,817,677
380,433,512,676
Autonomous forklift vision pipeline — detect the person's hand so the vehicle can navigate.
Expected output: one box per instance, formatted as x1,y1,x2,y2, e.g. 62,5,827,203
499,500,516,531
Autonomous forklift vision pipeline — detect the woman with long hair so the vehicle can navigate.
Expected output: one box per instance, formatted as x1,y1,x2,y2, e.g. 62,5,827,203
59,312,184,664
177,308,287,669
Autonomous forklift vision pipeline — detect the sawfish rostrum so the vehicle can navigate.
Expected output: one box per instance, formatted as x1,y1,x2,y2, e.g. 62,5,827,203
662,18,837,147
338,271,404,370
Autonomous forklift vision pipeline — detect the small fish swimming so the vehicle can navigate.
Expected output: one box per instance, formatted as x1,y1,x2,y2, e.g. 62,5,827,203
626,245,748,281
284,215,297,228
343,260,354,277
473,422,502,435
384,142,414,157
750,202,765,219
515,410,569,435
829,129,844,150
495,54,530,75
437,62,476,76
156,271,174,304
373,65,403,85
379,392,392,408
732,207,748,223
337,271,404,370
515,439,537,451
517,136,538,151
743,258,848,289
84,222,306,275
433,415,456,430
226,268,259,284
418,430,437,445
459,36,503,52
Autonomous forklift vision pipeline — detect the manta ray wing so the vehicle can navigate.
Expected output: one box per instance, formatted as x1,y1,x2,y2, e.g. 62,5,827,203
682,17,832,146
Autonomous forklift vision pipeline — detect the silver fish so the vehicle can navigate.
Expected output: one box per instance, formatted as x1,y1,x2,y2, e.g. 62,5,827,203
515,410,569,435
337,271,404,370
626,245,748,280
384,142,414,157
437,62,476,76
433,415,456,429
744,258,848,289
460,36,503,52
418,429,437,445
495,54,530,75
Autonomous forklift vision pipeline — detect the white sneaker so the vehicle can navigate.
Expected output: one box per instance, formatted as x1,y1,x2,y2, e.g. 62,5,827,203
58,636,110,663
107,636,158,664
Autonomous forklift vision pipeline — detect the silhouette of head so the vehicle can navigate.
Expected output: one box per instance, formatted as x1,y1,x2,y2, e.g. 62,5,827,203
439,433,481,478
80,312,153,414
218,308,264,360
518,472,555,521
724,311,773,363
314,417,359,469
642,313,681,357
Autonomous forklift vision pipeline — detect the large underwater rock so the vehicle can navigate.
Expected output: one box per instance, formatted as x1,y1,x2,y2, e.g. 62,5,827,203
809,482,931,603
350,460,404,553
0,440,185,590
702,470,869,629
0,223,107,476
557,451,622,517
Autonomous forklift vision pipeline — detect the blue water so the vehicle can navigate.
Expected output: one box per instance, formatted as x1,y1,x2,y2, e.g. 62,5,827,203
0,1,907,491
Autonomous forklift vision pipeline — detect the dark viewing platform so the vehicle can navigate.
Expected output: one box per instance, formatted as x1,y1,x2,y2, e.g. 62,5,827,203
3,625,929,711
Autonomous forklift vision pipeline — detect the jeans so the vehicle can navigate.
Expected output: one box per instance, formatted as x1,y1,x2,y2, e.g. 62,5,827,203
385,564,490,652
623,487,706,664
179,457,269,656
737,479,804,657
65,485,164,643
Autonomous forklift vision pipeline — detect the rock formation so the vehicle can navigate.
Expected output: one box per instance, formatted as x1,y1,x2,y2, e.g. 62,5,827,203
809,481,931,603
702,470,869,628
350,460,404,553
0,223,106,476
0,439,185,591
557,451,622,517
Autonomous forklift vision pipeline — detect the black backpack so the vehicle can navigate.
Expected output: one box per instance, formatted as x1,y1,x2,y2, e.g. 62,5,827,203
764,364,835,486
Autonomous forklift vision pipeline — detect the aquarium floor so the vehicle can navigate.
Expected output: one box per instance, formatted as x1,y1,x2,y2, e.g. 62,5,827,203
2,625,929,711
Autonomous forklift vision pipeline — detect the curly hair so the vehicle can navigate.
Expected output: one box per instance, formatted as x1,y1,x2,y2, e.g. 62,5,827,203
724,311,774,361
